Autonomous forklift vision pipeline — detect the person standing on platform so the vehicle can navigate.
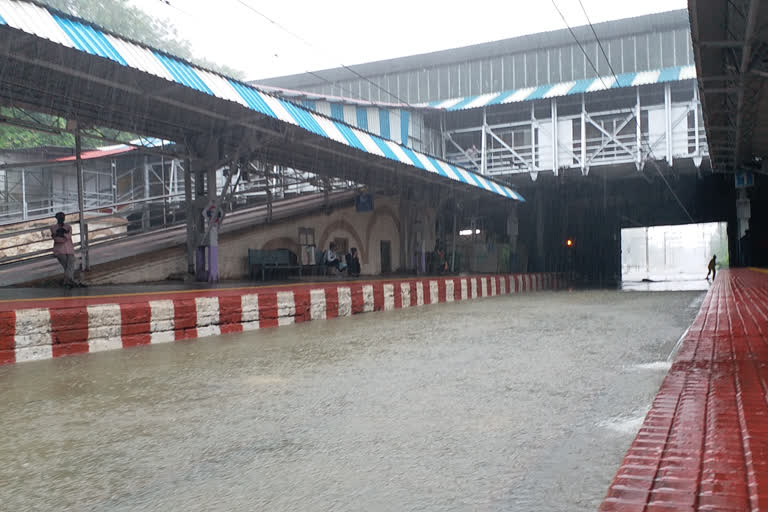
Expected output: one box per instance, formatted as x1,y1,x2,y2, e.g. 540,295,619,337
50,212,84,288
706,255,717,282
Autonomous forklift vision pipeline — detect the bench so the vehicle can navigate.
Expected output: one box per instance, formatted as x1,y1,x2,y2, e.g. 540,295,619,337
248,249,302,281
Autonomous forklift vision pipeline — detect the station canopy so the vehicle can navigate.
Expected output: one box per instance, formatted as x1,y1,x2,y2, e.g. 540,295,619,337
421,65,697,111
0,0,523,201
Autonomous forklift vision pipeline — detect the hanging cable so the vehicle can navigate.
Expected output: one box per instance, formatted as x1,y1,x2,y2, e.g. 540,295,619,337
553,0,695,223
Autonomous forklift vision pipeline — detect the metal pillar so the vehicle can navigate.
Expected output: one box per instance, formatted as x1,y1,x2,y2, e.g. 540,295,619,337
581,95,587,175
664,83,673,166
20,169,26,220
207,165,219,283
481,108,487,175
75,128,88,271
551,98,559,176
531,103,537,171
110,159,117,212
636,87,643,170
142,155,150,230
184,158,194,275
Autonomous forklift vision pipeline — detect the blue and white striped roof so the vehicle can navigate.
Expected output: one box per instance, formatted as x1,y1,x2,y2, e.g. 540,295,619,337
0,0,523,202
422,65,697,111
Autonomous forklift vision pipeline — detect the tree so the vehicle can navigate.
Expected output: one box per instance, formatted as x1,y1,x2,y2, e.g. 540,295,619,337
39,0,245,79
0,0,245,150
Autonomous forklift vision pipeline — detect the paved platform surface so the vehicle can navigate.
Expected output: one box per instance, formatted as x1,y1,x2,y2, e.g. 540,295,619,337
600,269,768,511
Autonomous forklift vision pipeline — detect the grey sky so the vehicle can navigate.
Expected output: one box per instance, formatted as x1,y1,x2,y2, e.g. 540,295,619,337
131,0,687,81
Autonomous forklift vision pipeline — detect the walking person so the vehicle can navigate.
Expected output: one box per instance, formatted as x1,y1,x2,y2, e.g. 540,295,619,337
50,212,84,288
706,255,717,282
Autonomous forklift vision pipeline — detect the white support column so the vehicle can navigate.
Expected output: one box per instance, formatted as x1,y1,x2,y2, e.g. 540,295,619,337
664,83,673,166
693,82,702,167
20,169,26,220
551,98,559,176
481,108,488,175
580,94,587,175
531,103,537,171
636,87,643,171
142,156,150,230
75,128,88,271
111,159,117,212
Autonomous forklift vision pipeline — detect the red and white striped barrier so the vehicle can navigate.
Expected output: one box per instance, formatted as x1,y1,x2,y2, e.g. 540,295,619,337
0,273,563,365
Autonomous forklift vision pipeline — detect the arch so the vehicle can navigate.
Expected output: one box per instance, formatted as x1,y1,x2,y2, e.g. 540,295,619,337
318,220,366,263
364,204,401,260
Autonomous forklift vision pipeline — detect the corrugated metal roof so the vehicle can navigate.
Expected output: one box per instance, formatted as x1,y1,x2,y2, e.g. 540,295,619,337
421,65,697,111
0,0,523,202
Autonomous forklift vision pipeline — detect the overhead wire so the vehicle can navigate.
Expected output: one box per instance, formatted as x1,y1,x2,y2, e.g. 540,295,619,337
554,0,695,223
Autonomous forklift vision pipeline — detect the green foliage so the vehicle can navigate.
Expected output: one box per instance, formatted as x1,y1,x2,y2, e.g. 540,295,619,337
39,0,245,79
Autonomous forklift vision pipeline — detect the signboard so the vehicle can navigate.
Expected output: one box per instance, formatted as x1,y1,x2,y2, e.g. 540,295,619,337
355,193,373,212
735,171,754,189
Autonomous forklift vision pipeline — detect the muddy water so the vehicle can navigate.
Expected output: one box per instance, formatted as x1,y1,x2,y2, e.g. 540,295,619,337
0,290,701,511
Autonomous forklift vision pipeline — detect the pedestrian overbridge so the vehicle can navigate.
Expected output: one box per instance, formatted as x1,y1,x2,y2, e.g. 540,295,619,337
0,0,524,282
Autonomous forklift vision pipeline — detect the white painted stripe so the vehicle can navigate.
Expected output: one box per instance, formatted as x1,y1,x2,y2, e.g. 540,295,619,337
413,152,440,174
195,297,221,337
104,35,173,80
525,275,532,292
499,277,506,295
434,97,464,109
260,94,298,125
316,101,332,117
390,110,401,143
679,65,696,80
383,140,413,165
632,70,661,86
367,108,380,136
87,304,122,352
14,308,52,362
416,282,424,306
353,130,385,157
544,81,576,98
463,92,501,110
400,282,411,308
434,160,461,181
276,291,295,326
429,281,439,305
475,176,495,192
517,275,524,293
446,280,455,302
481,277,488,297
383,284,395,311
0,0,73,48
471,278,478,298
501,87,536,104
362,285,375,313
586,76,616,92
491,277,497,296
337,287,352,317
453,166,478,185
197,69,248,106
149,300,175,344
309,289,326,320
313,115,349,145
241,293,260,330
343,104,357,126
461,279,468,300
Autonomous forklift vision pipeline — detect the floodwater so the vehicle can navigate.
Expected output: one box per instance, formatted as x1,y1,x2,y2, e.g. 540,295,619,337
0,290,702,512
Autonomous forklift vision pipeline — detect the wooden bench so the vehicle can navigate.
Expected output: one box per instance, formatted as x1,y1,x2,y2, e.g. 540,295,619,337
248,249,302,281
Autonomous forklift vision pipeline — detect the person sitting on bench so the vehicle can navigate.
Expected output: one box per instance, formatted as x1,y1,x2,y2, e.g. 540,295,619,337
346,247,361,277
325,242,346,273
